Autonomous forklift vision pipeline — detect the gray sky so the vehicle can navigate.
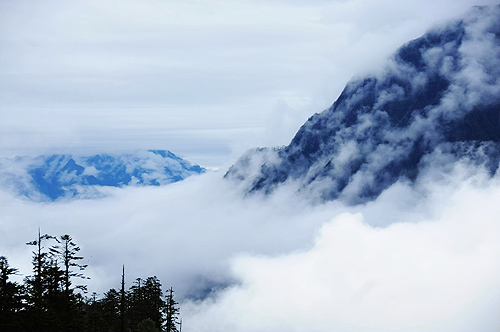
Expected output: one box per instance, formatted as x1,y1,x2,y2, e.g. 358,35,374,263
1,0,497,167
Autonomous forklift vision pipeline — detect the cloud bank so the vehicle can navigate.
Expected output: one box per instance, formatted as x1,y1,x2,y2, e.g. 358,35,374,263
1,159,498,331
182,165,500,332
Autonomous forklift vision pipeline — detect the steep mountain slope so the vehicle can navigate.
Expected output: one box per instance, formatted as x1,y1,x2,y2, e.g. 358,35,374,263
226,5,500,203
0,150,204,201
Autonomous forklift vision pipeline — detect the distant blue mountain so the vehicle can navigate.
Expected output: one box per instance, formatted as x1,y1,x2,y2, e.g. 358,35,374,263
0,150,204,201
226,5,500,203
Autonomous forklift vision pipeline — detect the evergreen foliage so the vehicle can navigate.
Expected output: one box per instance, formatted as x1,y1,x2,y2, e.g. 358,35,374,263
164,287,180,332
0,230,181,332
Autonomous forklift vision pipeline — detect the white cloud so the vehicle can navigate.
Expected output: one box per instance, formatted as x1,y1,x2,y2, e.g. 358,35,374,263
1,0,498,167
182,166,500,332
0,171,333,297
0,158,498,331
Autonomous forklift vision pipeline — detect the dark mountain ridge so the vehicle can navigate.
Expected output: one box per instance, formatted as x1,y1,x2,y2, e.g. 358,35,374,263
226,5,500,203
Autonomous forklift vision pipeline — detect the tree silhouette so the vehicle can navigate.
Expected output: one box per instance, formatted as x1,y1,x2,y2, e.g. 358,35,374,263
0,256,22,331
164,287,180,332
99,288,121,331
120,265,126,332
129,276,165,330
1,230,182,332
50,234,88,295
137,318,159,332
25,228,55,332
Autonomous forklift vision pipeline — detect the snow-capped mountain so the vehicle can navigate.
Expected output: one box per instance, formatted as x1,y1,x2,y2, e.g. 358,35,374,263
0,150,204,201
226,5,500,203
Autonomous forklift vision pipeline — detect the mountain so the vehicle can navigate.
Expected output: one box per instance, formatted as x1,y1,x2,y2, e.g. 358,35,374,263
0,150,204,201
225,5,500,204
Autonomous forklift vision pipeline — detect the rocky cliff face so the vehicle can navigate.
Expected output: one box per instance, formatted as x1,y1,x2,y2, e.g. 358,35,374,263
226,5,500,203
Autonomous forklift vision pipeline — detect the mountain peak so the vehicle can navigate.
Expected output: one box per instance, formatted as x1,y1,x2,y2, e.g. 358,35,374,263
225,4,500,203
0,150,205,201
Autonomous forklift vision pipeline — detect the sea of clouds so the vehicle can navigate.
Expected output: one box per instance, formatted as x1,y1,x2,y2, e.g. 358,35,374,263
0,157,499,331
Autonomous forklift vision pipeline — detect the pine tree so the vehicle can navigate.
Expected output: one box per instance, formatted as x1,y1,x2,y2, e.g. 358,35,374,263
120,265,126,332
143,276,165,328
85,292,106,332
137,318,159,332
129,276,166,330
25,232,89,331
164,287,180,332
2,229,183,331
50,234,88,295
0,256,22,331
26,229,53,303
128,277,144,326
25,228,55,332
100,288,121,331
40,258,65,331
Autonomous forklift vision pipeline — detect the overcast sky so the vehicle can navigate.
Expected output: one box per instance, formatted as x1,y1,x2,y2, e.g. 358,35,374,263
1,0,498,167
